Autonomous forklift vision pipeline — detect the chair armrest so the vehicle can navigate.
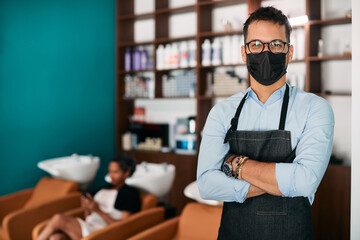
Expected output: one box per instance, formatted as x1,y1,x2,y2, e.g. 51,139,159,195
128,217,179,240
83,207,165,240
0,188,33,222
3,192,81,240
32,207,84,240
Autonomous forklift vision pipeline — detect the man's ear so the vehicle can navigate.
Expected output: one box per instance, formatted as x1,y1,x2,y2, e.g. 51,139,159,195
241,45,247,63
287,44,294,63
124,170,131,179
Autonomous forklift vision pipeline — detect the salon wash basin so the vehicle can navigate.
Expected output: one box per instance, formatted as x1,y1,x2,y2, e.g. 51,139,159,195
38,153,100,190
184,181,222,206
106,162,175,200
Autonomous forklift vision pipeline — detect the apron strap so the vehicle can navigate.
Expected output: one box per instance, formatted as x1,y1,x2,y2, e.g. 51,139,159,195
279,84,290,131
223,84,290,144
223,92,248,143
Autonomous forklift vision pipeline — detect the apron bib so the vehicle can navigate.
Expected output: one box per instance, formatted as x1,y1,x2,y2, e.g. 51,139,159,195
218,84,313,240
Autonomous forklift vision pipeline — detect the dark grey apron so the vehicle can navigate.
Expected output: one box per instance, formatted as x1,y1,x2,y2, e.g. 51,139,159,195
218,84,313,240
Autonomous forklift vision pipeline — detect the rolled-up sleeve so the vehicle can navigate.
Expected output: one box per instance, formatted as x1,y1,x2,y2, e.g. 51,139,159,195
276,97,334,203
197,106,250,203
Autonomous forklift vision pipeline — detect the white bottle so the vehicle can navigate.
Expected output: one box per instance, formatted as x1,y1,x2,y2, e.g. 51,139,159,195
239,35,245,63
296,28,305,60
211,38,221,66
202,39,211,66
231,35,240,64
179,41,189,68
222,35,231,65
156,44,165,70
290,30,297,60
189,40,197,67
171,43,179,69
165,44,172,69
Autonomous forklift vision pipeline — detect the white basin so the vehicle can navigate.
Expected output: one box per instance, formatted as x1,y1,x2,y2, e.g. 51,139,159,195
184,181,223,206
38,153,100,189
106,162,175,200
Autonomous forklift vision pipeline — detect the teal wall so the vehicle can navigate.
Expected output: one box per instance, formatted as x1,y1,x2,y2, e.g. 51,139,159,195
0,0,116,195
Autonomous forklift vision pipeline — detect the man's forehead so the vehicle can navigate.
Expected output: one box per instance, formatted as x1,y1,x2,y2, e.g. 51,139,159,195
246,20,287,40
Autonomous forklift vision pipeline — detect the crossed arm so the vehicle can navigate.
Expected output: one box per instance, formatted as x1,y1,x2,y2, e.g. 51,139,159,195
197,97,334,203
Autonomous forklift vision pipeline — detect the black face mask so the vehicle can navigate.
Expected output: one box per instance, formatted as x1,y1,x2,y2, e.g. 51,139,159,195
246,51,287,86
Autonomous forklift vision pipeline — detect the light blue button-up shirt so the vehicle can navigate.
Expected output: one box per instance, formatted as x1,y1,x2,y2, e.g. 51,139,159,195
197,83,334,204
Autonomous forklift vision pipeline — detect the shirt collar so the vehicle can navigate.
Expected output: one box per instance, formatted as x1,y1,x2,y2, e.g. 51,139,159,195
247,83,288,106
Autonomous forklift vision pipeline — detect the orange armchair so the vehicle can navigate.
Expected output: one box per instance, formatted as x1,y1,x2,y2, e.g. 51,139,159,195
128,202,223,240
0,177,80,240
32,193,165,240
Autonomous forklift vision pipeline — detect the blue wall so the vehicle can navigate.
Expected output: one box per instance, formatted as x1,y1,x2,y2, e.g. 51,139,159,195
0,0,116,195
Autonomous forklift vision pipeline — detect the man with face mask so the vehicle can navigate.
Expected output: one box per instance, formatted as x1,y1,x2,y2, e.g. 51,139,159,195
197,7,334,240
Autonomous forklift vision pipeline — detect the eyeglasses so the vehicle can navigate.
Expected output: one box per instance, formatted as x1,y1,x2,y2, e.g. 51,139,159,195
245,39,290,54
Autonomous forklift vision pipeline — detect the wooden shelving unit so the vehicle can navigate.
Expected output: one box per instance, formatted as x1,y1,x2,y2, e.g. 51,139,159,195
116,0,352,223
116,0,261,214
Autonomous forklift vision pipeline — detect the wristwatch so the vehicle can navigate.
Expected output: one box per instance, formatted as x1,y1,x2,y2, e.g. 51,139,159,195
222,155,237,177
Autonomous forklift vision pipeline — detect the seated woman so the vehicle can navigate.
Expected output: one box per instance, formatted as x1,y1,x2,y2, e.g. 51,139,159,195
37,154,141,240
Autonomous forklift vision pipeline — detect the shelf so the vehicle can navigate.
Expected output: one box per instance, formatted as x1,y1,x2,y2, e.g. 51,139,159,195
200,63,246,68
199,30,244,38
117,12,154,21
118,41,155,47
198,94,233,100
156,4,196,15
291,59,306,63
309,17,351,26
156,66,196,72
316,92,352,97
308,55,351,61
118,69,154,75
120,96,196,101
125,149,197,158
155,35,196,44
198,0,246,7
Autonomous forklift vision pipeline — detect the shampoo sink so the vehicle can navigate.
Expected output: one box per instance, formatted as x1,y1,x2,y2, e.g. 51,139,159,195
106,162,175,200
38,153,100,190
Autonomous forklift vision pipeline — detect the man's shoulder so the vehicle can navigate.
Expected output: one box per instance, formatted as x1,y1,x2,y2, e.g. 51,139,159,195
291,86,330,106
291,86,334,118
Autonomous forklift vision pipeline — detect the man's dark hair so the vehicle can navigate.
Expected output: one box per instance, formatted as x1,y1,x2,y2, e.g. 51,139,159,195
111,154,137,176
243,6,292,42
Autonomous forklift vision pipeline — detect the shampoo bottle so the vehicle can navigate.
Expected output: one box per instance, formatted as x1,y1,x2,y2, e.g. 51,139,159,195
222,36,231,65
125,47,131,71
202,39,211,66
189,40,197,67
156,44,165,70
231,35,240,64
211,38,221,66
179,41,189,68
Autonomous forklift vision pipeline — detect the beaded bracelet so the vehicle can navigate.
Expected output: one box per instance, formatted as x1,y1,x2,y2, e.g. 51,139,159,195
234,156,249,179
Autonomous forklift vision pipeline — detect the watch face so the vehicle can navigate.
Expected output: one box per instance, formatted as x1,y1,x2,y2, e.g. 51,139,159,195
223,163,232,177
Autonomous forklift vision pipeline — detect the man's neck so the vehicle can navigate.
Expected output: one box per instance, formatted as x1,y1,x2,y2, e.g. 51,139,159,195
250,77,286,103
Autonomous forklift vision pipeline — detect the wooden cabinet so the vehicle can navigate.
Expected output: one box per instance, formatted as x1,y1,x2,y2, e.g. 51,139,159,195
115,0,351,218
312,165,351,240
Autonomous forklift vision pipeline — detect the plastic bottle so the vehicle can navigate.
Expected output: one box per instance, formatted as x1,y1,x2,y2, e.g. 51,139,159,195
171,43,179,69
165,44,172,69
318,39,324,57
202,39,211,66
156,44,165,70
179,41,189,68
140,46,148,70
189,40,197,67
222,36,231,65
231,35,240,64
124,47,131,71
211,38,222,66
133,47,141,71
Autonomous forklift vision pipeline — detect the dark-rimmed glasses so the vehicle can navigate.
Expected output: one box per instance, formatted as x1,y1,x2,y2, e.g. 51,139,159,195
245,39,290,54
